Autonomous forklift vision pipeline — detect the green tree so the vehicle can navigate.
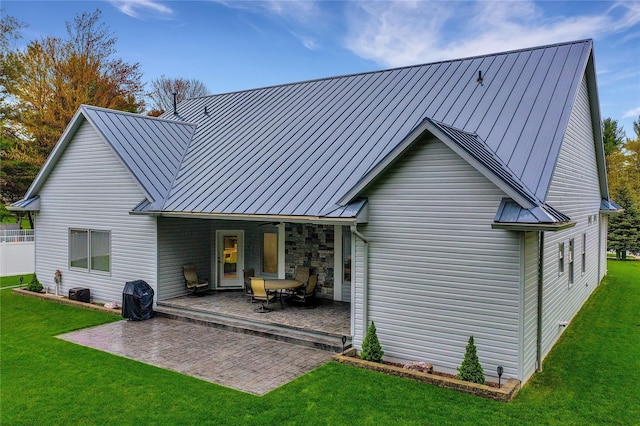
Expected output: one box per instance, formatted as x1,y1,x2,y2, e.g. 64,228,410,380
361,321,384,363
457,336,485,384
602,117,626,156
608,188,640,260
1,10,145,202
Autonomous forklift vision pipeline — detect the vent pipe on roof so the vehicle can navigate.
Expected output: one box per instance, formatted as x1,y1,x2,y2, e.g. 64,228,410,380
477,70,484,86
204,105,208,115
172,92,178,115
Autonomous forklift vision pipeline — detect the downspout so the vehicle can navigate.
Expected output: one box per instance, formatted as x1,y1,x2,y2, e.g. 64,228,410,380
351,225,369,335
597,214,601,285
536,231,544,372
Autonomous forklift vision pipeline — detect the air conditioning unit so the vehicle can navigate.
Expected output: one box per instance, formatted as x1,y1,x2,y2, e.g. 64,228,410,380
69,287,90,303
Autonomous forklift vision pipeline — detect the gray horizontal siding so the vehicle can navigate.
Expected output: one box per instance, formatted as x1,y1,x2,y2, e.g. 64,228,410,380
540,74,603,361
157,217,211,300
34,120,157,303
353,138,521,380
157,218,277,300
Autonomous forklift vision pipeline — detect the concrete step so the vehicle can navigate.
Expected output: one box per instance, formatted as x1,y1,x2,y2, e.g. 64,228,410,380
155,305,351,353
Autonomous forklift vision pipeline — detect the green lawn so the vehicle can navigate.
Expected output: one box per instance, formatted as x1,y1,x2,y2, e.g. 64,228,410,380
1,261,639,425
0,274,34,289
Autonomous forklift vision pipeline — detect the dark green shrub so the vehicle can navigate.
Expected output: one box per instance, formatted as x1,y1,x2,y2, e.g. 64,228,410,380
361,321,384,363
26,275,43,293
457,335,485,384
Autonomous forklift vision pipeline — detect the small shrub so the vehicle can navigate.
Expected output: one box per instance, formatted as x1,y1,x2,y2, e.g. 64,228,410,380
361,321,384,363
26,275,43,293
457,335,485,384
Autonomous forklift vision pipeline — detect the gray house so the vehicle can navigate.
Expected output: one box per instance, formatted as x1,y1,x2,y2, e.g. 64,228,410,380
12,39,619,384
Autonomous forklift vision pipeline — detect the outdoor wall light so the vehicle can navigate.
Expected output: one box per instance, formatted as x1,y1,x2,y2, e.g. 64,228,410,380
497,365,504,388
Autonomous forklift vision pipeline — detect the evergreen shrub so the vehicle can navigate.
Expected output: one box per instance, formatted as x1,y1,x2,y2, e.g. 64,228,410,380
26,275,43,293
361,321,384,363
457,335,485,384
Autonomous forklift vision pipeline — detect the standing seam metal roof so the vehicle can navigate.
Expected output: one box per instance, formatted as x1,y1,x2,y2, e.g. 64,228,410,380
81,106,196,204
156,40,594,218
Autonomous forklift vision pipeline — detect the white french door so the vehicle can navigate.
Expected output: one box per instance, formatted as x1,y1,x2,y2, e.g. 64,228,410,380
215,230,244,288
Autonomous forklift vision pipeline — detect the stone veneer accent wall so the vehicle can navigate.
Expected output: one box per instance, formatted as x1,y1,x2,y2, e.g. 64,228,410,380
285,223,334,299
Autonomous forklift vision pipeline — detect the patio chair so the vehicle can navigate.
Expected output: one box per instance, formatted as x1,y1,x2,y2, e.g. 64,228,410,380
243,268,255,302
250,277,280,312
293,266,310,286
290,274,318,306
183,264,209,295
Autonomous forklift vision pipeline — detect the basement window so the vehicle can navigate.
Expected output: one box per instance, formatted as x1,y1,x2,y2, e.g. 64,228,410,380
69,229,111,273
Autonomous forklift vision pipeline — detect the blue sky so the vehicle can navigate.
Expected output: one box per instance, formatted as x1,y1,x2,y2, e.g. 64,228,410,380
4,0,640,136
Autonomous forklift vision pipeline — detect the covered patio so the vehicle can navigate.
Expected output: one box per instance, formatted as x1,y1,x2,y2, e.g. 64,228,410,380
157,290,351,346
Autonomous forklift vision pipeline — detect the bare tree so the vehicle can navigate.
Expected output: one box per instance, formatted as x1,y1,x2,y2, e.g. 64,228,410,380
147,75,210,114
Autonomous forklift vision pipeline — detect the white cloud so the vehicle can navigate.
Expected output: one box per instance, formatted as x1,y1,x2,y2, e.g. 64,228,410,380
623,106,640,118
213,1,325,50
290,31,320,50
213,0,321,23
109,0,174,19
343,0,640,67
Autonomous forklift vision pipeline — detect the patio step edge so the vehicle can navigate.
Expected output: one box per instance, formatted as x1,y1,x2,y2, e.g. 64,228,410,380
155,306,351,353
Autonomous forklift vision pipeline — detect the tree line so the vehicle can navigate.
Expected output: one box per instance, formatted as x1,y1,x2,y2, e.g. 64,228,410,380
603,118,640,259
0,9,209,211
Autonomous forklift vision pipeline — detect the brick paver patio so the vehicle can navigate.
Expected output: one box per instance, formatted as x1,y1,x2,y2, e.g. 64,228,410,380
58,317,332,395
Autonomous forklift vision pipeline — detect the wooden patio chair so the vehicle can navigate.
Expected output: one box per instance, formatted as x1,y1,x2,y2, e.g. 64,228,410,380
290,274,318,306
243,268,255,302
183,264,208,295
250,277,280,312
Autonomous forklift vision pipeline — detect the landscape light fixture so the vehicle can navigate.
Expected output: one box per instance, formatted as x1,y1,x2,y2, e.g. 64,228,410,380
497,365,504,388
341,335,347,353
20,276,24,288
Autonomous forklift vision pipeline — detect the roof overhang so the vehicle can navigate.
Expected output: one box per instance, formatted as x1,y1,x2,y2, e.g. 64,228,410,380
7,196,40,212
491,221,576,232
492,198,575,232
130,210,357,225
600,198,623,214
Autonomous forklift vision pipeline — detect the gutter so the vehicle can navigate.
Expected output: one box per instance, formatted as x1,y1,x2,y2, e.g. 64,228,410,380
492,222,576,232
130,210,356,225
351,225,369,335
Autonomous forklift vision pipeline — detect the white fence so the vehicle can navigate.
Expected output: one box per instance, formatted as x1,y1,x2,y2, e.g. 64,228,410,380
0,229,35,243
0,230,35,276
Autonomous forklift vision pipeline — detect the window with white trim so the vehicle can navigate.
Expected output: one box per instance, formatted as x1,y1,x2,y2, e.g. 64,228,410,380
558,242,565,275
69,229,111,273
581,233,586,274
568,238,575,285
